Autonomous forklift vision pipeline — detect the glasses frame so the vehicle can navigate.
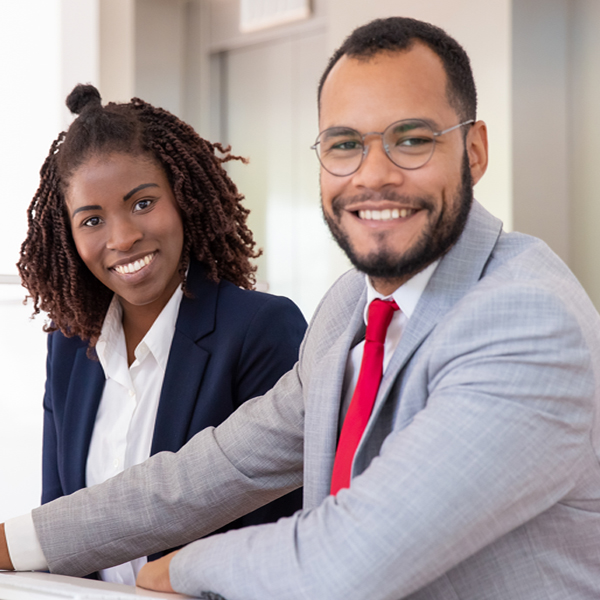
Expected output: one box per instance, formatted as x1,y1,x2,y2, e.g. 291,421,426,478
311,118,475,177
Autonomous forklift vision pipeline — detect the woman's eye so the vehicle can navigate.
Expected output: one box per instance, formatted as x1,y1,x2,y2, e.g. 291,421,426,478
82,216,101,227
134,199,152,211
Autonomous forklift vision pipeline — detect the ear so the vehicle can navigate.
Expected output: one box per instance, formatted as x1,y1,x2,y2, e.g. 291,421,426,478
466,120,488,185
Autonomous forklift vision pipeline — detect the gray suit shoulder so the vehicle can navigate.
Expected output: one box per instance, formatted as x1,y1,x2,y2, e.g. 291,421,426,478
482,229,596,318
298,268,365,364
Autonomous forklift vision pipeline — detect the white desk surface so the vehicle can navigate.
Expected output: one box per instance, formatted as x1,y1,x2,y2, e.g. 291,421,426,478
0,571,193,599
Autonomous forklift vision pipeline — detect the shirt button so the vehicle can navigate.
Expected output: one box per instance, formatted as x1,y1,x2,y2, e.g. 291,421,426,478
113,458,119,469
129,389,135,398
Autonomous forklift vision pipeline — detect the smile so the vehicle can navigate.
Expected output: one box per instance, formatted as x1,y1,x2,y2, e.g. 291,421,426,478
112,253,156,275
358,208,416,221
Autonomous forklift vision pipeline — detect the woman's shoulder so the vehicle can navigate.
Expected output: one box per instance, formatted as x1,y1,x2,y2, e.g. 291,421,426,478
217,279,306,325
47,327,90,356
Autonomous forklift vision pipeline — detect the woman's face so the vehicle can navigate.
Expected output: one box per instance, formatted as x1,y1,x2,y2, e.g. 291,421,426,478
65,152,184,317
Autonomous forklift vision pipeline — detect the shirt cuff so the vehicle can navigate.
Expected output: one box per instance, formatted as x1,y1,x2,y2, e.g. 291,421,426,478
5,513,48,571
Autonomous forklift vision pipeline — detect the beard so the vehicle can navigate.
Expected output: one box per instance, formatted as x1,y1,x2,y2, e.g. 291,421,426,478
322,151,473,281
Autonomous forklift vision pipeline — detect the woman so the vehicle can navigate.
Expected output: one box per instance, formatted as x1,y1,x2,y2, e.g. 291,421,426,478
17,84,306,584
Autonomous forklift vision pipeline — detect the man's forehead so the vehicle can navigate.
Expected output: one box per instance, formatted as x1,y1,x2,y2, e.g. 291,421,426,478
319,44,454,130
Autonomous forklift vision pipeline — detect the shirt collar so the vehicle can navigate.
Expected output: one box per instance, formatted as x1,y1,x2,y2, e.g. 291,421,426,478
96,296,125,377
96,286,184,374
363,260,439,324
141,286,184,370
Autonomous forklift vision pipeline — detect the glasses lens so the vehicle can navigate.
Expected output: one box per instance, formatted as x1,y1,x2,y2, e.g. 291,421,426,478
316,127,363,175
383,120,436,169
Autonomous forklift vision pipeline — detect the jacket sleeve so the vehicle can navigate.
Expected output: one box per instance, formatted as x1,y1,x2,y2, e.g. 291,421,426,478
31,354,307,576
168,283,598,600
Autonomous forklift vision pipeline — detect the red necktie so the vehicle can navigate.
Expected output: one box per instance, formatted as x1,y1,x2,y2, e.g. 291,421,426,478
330,298,399,495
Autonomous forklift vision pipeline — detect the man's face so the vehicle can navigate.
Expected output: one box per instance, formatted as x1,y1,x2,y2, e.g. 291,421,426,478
319,44,487,293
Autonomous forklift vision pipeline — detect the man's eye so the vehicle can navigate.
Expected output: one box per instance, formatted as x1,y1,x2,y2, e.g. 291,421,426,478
397,136,433,147
82,216,101,227
329,140,362,151
134,199,152,211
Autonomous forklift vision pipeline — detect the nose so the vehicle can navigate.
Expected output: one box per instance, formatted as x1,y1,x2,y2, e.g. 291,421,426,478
106,218,142,252
350,136,405,190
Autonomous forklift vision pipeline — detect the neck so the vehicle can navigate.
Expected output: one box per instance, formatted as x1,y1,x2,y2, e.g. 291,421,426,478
369,276,409,297
122,311,153,366
120,301,167,366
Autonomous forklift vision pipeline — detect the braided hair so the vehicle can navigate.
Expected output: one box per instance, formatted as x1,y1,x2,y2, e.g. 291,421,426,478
17,84,259,345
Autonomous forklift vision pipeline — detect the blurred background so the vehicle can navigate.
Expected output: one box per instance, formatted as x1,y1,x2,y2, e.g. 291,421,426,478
1,0,599,521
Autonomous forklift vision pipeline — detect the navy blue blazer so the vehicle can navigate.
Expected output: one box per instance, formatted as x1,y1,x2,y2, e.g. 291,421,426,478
41,260,307,550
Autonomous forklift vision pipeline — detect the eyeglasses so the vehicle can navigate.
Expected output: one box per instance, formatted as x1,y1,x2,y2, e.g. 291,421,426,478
311,118,474,177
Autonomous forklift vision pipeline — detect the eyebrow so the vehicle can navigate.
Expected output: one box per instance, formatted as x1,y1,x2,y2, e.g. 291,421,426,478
71,205,101,218
391,121,425,134
123,183,159,201
321,126,360,138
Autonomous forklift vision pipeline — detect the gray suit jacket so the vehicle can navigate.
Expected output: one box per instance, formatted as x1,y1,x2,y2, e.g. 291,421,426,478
33,202,600,599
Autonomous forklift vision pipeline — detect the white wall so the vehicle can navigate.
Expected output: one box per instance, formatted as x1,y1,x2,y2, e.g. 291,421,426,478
512,0,569,262
0,0,99,522
569,0,600,307
99,0,135,103
135,0,186,116
0,0,62,522
0,1,61,276
0,286,47,522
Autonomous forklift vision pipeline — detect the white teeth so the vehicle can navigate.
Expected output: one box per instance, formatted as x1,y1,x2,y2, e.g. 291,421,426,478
114,253,155,275
358,208,414,221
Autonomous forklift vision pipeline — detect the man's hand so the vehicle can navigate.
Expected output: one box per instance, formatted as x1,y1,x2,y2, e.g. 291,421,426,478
0,523,15,570
136,550,179,593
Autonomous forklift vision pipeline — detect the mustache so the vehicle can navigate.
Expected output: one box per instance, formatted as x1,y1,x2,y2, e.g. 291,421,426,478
330,191,435,213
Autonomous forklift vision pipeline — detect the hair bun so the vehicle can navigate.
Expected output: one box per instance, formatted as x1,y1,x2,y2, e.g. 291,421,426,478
66,84,102,115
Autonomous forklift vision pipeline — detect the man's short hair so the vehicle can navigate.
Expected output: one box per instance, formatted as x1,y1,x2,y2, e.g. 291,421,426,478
318,17,477,122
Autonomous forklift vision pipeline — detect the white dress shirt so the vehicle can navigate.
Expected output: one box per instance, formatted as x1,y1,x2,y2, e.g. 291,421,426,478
6,287,183,581
341,261,439,421
5,263,437,574
90,288,183,584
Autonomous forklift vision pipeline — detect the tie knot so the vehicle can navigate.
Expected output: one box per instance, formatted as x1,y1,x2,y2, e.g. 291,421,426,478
366,298,399,344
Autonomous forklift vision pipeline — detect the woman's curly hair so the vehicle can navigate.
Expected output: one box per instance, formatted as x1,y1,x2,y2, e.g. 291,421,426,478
17,84,259,345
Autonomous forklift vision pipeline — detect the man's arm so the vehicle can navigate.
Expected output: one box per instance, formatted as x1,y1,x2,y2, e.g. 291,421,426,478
31,362,305,577
162,283,598,600
0,524,15,570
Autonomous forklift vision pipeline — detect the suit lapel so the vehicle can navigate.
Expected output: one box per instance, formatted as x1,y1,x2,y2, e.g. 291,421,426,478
151,262,215,455
356,201,504,462
61,347,105,494
303,272,367,506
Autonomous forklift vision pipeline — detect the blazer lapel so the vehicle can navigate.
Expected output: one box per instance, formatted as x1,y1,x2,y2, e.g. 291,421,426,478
150,262,215,455
356,201,504,460
303,272,367,507
61,347,105,494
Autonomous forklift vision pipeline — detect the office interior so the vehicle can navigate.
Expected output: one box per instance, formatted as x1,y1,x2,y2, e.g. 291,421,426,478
0,0,598,523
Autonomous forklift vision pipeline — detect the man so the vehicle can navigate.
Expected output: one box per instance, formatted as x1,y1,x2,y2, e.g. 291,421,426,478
2,16,600,600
